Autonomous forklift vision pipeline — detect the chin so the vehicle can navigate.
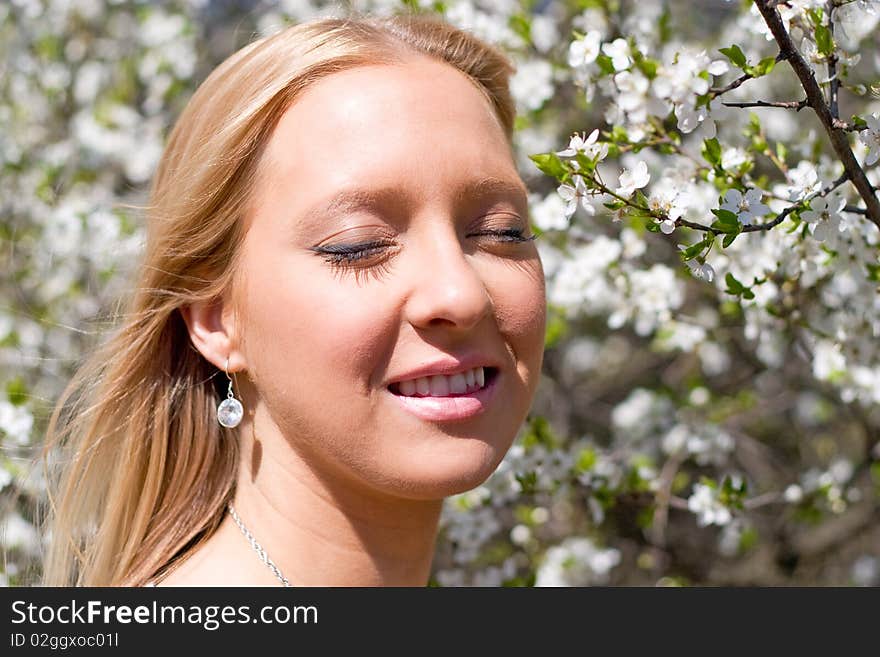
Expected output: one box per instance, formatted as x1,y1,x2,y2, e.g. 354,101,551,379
382,438,511,500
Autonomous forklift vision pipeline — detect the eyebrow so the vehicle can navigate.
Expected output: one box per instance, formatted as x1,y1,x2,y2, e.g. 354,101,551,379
296,177,529,232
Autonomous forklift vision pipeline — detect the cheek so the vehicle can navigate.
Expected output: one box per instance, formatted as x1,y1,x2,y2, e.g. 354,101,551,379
491,260,547,357
237,251,392,399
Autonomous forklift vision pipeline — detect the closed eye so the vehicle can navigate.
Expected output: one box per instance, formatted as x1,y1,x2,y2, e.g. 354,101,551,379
311,229,536,284
470,228,537,243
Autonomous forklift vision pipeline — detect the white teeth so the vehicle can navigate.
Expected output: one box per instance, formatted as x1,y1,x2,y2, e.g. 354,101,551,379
429,375,449,396
393,366,489,397
449,372,467,394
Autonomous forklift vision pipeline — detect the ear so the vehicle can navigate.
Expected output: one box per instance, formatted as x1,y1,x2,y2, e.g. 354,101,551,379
179,298,245,372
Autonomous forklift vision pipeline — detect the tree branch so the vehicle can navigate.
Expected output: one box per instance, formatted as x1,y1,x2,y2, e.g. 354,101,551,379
709,51,789,100
721,98,809,110
753,0,880,230
673,172,850,236
826,1,840,119
709,72,754,99
831,119,865,132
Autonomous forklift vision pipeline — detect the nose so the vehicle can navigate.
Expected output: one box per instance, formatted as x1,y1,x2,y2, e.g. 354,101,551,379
402,226,493,333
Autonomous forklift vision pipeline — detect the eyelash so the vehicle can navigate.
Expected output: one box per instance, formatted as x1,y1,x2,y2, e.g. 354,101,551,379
316,229,537,284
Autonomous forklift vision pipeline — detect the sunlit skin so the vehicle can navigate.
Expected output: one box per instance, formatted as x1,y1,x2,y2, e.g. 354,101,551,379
172,56,546,586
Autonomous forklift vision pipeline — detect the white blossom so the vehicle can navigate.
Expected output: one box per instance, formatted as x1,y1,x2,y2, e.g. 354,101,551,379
0,402,34,446
858,113,880,165
530,192,570,231
601,38,631,71
557,175,593,217
616,161,650,196
568,30,602,68
556,128,607,161
687,483,732,527
800,194,845,242
535,537,621,586
720,188,770,225
510,58,554,112
648,184,689,234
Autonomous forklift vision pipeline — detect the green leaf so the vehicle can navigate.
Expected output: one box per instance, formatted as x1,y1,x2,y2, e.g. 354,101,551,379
637,57,658,79
851,115,868,130
719,44,747,69
609,125,629,143
712,209,742,248
596,54,616,76
529,153,567,180
722,232,739,248
746,112,762,137
680,239,708,261
508,13,531,43
6,377,28,406
544,313,568,349
711,208,740,230
574,152,598,175
815,24,833,57
754,56,777,77
775,141,787,164
524,415,557,448
701,138,722,166
659,5,672,43
576,447,597,472
724,272,746,294
632,48,659,79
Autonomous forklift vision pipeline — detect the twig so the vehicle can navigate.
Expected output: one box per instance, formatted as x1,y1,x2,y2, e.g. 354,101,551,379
709,72,754,99
721,99,809,110
827,1,840,119
753,0,880,229
709,51,789,100
831,119,865,132
649,450,687,548
743,491,784,509
843,204,867,214
674,172,850,235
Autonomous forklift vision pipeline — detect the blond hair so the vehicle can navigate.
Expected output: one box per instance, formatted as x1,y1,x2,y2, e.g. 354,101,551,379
40,12,516,586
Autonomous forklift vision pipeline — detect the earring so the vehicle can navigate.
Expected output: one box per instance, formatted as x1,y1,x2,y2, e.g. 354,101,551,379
217,357,244,428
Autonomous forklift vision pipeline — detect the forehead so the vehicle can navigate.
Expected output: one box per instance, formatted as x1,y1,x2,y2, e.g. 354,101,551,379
245,58,524,240
269,57,507,149
253,59,517,214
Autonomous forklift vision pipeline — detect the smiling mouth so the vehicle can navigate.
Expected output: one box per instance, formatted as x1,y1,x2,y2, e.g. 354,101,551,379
387,367,499,397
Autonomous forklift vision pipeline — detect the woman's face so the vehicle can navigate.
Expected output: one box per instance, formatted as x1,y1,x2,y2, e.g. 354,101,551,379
235,56,545,500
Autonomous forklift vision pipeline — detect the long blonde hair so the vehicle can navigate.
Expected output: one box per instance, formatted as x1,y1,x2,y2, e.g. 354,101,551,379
40,12,516,586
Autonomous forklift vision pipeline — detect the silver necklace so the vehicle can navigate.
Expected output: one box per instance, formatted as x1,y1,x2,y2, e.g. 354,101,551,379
227,502,292,587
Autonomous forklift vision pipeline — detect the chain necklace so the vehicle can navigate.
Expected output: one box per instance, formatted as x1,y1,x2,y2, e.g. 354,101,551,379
227,502,292,587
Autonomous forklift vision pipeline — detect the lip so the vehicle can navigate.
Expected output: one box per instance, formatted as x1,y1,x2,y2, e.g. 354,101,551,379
384,354,501,387
387,368,500,422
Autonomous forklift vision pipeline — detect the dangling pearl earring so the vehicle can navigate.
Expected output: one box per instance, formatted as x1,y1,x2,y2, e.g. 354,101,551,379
217,357,244,428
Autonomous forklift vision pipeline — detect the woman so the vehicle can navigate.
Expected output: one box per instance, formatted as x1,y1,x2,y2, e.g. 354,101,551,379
41,12,546,586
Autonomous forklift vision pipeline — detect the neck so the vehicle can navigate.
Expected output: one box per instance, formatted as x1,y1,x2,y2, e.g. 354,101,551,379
225,417,443,587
